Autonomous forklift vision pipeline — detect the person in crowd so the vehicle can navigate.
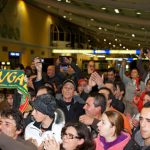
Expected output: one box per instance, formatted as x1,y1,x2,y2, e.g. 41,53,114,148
77,78,88,101
63,57,83,86
86,60,95,78
0,90,14,111
137,49,150,84
79,93,106,137
133,101,150,150
95,110,130,150
0,109,36,149
98,87,131,134
43,122,96,150
106,67,118,82
56,79,85,123
33,57,65,93
134,78,150,112
119,60,145,102
24,94,65,148
0,109,24,139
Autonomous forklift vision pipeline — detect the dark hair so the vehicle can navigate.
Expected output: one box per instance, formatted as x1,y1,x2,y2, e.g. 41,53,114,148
99,87,114,101
115,81,126,97
145,91,150,97
61,122,95,150
105,111,124,136
37,85,55,96
1,109,24,131
143,101,150,108
146,78,150,85
89,92,106,113
104,80,117,92
107,67,116,74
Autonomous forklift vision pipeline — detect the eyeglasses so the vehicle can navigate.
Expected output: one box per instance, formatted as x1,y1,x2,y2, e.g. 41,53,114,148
62,132,80,139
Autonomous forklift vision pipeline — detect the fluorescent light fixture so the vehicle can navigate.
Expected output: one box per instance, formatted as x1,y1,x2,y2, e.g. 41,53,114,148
1,62,5,65
114,9,120,13
53,49,141,55
97,55,105,58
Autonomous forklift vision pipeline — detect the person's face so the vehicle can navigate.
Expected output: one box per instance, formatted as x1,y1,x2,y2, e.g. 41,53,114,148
62,83,75,101
146,80,150,91
143,95,150,105
77,81,88,94
131,69,139,79
62,126,83,150
97,113,115,139
31,109,46,122
0,116,20,139
6,94,13,107
107,71,115,81
67,65,75,75
87,61,95,74
83,97,100,117
140,108,150,141
47,66,55,77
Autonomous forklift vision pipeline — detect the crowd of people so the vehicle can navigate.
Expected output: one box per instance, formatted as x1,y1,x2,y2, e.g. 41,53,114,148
0,49,150,150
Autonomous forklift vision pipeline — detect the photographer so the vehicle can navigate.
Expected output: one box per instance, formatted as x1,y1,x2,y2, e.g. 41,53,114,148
33,57,65,93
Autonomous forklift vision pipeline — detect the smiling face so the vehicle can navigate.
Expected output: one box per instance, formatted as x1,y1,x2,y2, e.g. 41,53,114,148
62,82,75,102
62,126,84,150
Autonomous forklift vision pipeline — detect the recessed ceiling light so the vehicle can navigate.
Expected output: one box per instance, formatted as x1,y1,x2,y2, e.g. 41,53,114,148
116,24,120,27
119,44,122,46
123,46,125,49
115,38,117,41
132,34,135,37
101,7,106,10
141,27,145,30
66,0,71,3
69,18,72,21
109,42,111,45
136,12,141,15
47,6,50,8
57,0,61,1
126,48,129,50
138,43,141,46
104,39,106,42
113,45,116,47
90,18,94,21
114,9,120,14
98,27,102,30
63,15,67,18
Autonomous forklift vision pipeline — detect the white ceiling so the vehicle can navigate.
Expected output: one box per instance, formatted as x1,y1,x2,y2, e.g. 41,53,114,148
26,0,150,49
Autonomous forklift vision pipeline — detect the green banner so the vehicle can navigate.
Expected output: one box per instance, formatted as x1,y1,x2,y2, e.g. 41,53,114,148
0,70,29,112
